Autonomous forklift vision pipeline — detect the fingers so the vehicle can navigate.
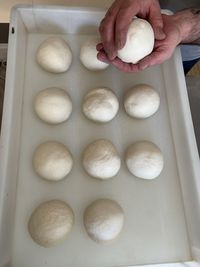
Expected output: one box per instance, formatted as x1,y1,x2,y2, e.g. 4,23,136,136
97,50,110,62
138,44,173,70
108,57,140,72
96,43,103,51
99,0,166,62
114,2,139,50
99,0,121,60
97,50,140,73
149,0,166,40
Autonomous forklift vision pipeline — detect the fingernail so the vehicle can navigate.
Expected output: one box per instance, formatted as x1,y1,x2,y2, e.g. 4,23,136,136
157,28,166,40
97,52,109,62
108,52,117,60
96,43,103,51
108,55,115,60
117,40,124,50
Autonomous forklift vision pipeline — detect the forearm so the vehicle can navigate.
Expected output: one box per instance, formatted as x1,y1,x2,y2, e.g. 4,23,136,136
173,7,200,45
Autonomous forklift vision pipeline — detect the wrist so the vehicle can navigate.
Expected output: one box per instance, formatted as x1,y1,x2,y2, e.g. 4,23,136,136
172,8,200,44
172,11,194,43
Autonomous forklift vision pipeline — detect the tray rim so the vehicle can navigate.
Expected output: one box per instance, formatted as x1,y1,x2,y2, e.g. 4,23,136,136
1,4,200,267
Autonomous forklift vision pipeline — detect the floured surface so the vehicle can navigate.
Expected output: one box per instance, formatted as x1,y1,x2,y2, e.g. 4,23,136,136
11,33,191,267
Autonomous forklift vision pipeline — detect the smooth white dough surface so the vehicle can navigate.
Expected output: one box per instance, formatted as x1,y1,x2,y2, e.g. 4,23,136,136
36,36,72,73
82,88,119,123
125,141,164,179
117,18,155,64
82,139,121,179
124,84,160,119
33,141,73,181
80,37,109,71
28,200,74,248
34,87,72,124
84,199,124,243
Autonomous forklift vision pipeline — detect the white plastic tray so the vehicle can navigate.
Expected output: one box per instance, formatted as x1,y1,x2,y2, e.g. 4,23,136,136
0,5,200,267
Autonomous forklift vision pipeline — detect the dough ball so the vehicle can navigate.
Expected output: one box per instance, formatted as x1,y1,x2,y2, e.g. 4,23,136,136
124,84,160,119
80,37,109,71
84,199,124,243
28,200,74,247
82,139,121,179
33,141,73,181
117,18,154,64
82,88,119,123
34,87,72,124
36,36,72,73
125,141,164,179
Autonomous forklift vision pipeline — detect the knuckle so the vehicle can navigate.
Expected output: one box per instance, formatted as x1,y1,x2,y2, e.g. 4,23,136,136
124,0,134,8
106,8,113,17
99,18,105,29
99,24,104,34
116,9,133,30
99,24,106,34
99,18,113,34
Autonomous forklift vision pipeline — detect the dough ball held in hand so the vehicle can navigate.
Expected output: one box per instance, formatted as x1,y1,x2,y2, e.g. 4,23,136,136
34,87,72,124
82,87,119,123
125,141,164,180
33,141,73,181
80,37,109,71
117,18,154,64
124,84,160,119
36,36,72,73
28,200,74,247
82,139,121,180
84,199,124,243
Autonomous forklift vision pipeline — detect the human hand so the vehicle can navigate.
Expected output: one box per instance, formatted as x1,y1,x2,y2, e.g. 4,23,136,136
97,14,183,72
99,0,165,60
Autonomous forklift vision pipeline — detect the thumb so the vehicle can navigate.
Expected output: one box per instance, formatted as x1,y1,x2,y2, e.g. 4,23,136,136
149,4,166,40
153,24,166,40
138,49,168,70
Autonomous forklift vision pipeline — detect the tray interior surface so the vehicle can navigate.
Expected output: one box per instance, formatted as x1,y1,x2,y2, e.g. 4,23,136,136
10,32,191,267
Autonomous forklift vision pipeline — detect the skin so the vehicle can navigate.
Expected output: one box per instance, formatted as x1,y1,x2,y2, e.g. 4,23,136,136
99,0,165,59
97,1,200,73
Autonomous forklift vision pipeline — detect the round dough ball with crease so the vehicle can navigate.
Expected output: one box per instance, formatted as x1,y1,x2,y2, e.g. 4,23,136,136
82,139,121,179
84,199,124,243
125,141,164,179
36,37,72,73
34,87,72,124
117,18,154,64
28,200,74,248
33,141,73,181
83,88,119,123
80,37,109,71
124,84,160,119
